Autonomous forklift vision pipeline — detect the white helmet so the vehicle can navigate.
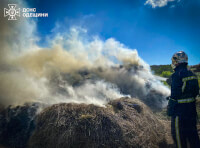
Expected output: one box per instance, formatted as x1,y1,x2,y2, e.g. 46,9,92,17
171,51,188,69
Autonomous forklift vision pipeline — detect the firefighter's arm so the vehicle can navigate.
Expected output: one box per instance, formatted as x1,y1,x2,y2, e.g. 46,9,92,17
170,73,182,100
167,73,182,116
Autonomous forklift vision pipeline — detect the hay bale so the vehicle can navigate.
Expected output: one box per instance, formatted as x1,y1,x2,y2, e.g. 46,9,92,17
29,98,168,148
0,103,42,148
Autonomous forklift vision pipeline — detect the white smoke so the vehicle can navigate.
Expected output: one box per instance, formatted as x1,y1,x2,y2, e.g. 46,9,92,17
0,0,170,110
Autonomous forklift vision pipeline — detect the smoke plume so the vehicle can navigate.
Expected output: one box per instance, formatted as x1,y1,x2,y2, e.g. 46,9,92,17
0,0,170,110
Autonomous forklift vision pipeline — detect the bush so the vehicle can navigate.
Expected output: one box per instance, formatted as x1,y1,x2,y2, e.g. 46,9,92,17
150,65,173,76
161,71,172,78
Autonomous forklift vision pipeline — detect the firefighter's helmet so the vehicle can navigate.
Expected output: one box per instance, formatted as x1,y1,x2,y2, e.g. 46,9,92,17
171,51,188,69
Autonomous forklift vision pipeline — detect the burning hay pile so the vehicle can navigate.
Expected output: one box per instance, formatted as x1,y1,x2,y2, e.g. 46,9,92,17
0,1,172,147
28,97,168,148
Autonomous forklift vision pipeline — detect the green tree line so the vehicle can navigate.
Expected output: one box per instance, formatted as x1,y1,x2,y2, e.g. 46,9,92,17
150,65,173,78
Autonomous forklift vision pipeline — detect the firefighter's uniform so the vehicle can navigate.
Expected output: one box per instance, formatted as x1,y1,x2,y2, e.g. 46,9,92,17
167,63,200,148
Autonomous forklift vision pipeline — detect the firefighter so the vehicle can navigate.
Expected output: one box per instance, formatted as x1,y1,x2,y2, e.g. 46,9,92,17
167,51,200,148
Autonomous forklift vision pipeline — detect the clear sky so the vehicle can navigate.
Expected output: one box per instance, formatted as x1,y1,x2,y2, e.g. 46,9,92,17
27,0,199,65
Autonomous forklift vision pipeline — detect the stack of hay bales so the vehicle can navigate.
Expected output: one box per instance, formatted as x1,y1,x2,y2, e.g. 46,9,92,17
29,98,168,148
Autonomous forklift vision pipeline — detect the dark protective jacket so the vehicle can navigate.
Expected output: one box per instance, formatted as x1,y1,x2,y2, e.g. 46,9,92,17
167,63,199,117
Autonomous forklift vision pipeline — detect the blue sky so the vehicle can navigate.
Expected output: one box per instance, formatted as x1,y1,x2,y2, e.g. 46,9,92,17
28,0,199,65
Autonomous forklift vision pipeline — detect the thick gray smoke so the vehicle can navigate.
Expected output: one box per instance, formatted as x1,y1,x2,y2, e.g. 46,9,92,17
0,0,170,110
